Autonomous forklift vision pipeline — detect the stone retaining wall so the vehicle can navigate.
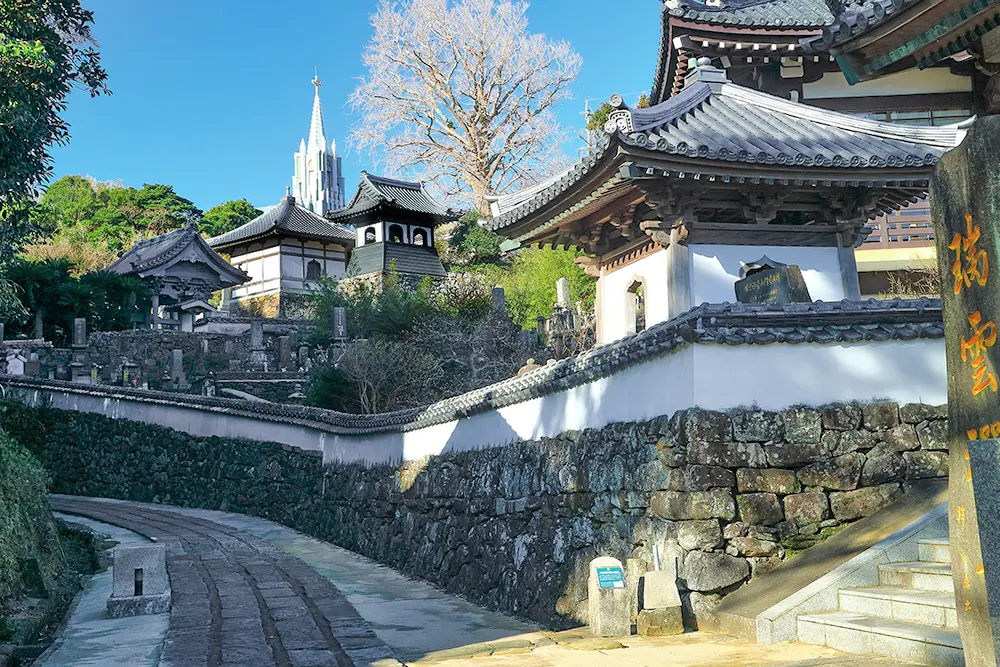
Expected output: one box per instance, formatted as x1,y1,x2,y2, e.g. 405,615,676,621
0,400,947,628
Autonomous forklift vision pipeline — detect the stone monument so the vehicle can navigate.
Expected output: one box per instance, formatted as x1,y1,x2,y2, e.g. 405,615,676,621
734,257,811,304
931,115,1000,667
588,556,630,637
249,320,266,369
107,544,170,617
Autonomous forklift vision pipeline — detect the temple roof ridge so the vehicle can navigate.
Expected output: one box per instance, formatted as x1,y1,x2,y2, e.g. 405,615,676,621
207,192,353,250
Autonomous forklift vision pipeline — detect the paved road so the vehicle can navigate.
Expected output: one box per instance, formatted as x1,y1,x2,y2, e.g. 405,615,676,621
50,497,400,667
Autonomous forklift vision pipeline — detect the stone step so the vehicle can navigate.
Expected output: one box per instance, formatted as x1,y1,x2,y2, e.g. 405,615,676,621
797,611,964,666
918,538,952,565
879,562,953,592
839,586,957,629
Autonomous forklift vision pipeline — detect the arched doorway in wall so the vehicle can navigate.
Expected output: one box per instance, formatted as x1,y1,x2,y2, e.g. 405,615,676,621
388,224,405,243
626,278,646,335
306,259,322,281
364,227,377,244
412,228,428,246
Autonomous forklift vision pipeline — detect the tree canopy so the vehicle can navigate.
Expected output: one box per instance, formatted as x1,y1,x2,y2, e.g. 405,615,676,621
350,0,581,213
0,0,109,319
0,0,109,203
30,175,202,261
200,199,263,238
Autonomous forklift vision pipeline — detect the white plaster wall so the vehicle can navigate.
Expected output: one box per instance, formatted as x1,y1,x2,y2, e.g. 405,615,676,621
690,245,845,305
692,340,946,409
599,250,669,343
802,68,972,100
6,337,945,466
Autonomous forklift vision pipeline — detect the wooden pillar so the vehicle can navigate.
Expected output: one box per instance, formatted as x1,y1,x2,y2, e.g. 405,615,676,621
837,229,862,300
665,225,692,319
150,293,159,330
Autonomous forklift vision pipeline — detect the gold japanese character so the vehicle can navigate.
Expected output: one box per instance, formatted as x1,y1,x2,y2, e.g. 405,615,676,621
957,506,967,526
964,576,972,590
962,311,998,395
966,599,974,612
950,213,989,294
978,563,986,577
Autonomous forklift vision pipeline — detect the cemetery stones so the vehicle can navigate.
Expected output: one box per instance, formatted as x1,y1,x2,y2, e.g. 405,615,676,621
931,115,1000,667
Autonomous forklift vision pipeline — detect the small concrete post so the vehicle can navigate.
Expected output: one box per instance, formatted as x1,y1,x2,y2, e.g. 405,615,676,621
107,545,170,617
637,551,684,636
588,556,630,637
0,322,5,343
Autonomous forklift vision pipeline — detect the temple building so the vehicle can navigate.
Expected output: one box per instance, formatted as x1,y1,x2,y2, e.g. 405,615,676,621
489,60,962,343
292,76,346,215
652,0,978,294
207,191,354,318
107,222,250,331
330,172,461,282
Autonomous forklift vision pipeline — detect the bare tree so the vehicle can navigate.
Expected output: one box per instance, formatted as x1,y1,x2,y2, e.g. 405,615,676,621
350,0,582,212
337,338,443,414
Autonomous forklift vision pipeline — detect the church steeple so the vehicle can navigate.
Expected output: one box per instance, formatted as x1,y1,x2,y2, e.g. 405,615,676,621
292,74,345,215
307,75,326,153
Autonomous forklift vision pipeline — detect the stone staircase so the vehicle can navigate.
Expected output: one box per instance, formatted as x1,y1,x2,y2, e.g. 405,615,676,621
797,537,963,666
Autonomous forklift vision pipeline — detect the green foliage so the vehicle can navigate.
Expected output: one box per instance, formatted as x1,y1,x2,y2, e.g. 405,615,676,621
308,269,525,413
448,211,503,263
586,92,650,134
31,176,202,254
200,199,263,238
5,258,150,343
0,0,108,203
0,428,62,604
586,102,613,134
470,247,596,329
311,269,436,342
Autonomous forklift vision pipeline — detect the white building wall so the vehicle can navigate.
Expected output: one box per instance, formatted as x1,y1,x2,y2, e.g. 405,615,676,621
690,244,845,305
8,337,945,466
599,250,669,343
802,68,971,100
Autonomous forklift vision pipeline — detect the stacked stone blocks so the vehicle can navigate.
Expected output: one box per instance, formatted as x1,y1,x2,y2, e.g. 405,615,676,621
1,400,948,629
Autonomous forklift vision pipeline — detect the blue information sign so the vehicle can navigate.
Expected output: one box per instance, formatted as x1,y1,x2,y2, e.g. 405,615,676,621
596,566,625,589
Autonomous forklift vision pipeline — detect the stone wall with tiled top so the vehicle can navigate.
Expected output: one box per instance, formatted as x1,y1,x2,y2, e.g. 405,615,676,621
0,400,947,629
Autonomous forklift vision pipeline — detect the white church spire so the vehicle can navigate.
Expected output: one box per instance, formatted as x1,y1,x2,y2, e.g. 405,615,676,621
292,74,345,215
307,75,326,152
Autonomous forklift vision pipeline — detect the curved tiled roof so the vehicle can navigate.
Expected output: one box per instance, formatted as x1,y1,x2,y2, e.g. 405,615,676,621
107,223,250,286
207,195,354,249
489,64,965,231
665,0,836,28
801,0,923,52
326,172,463,225
0,298,943,440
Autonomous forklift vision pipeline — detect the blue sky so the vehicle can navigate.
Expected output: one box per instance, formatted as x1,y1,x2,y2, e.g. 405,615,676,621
51,1,660,211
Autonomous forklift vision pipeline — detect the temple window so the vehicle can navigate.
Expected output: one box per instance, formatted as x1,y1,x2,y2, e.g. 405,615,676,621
412,229,427,246
364,227,376,244
388,224,404,243
626,279,646,335
306,260,322,280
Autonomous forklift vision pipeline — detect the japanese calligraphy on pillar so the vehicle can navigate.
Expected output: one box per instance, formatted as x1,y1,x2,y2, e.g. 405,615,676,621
932,117,1000,667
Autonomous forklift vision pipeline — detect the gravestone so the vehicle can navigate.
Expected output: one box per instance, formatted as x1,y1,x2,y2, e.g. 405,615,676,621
278,336,292,371
637,555,684,637
249,320,266,369
331,307,348,341
72,317,87,348
556,277,570,307
492,287,506,313
734,264,811,304
107,544,170,617
298,344,311,371
170,349,187,389
588,556,630,637
931,115,1000,667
